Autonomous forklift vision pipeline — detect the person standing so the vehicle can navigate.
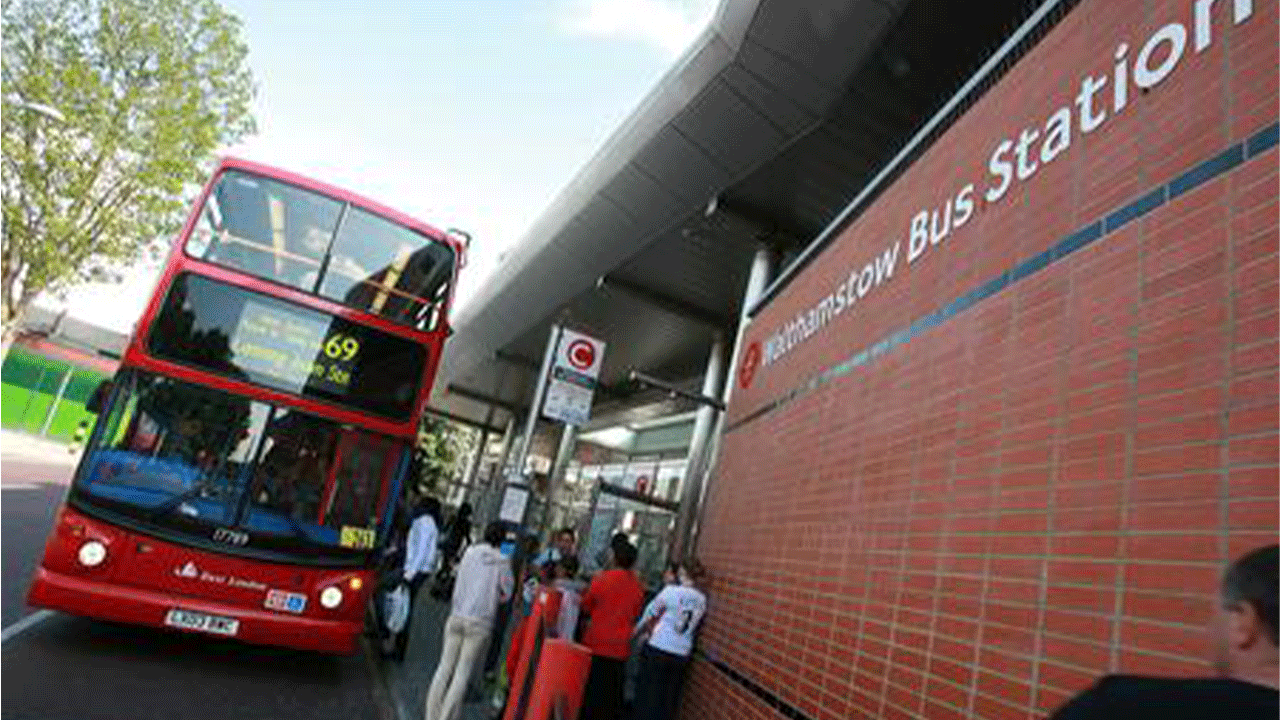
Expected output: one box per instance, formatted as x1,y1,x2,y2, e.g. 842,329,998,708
636,562,679,644
525,527,577,608
439,502,473,567
390,497,441,661
1048,544,1278,719
425,522,514,720
632,560,708,720
580,540,644,720
552,555,584,641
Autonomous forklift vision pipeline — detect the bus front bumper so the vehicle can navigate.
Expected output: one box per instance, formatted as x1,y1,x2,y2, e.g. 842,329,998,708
27,567,363,655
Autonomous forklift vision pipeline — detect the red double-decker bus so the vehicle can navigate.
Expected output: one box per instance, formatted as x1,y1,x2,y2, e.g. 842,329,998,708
27,157,464,654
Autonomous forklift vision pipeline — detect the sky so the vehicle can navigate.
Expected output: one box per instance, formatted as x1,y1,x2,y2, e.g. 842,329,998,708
45,0,717,333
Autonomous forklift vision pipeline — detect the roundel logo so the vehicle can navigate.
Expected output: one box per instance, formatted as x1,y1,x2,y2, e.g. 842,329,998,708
567,339,596,371
738,341,761,390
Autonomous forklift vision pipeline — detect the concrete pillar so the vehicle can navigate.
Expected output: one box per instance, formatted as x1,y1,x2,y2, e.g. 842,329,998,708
672,333,727,556
689,244,776,550
542,423,578,537
460,425,490,501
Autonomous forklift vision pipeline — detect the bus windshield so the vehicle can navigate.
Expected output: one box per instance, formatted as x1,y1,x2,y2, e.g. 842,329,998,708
73,370,404,563
185,169,455,332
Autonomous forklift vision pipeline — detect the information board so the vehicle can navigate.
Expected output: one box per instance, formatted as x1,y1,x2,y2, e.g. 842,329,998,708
542,328,605,426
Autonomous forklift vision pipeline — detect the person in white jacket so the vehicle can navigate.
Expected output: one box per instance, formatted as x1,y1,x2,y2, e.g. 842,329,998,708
425,521,514,720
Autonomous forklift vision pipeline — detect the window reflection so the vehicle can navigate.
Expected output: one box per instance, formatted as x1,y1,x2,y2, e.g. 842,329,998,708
251,410,336,523
75,371,407,556
185,170,455,331
83,373,267,524
188,171,343,292
320,208,454,330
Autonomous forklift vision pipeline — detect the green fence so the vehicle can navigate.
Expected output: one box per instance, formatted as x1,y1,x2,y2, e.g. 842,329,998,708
1,347,111,441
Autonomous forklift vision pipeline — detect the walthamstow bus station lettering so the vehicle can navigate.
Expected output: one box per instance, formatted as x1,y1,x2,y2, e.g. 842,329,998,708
761,0,1255,368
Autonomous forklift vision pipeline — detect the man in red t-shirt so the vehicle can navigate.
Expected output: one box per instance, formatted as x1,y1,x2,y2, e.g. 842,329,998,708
580,539,643,720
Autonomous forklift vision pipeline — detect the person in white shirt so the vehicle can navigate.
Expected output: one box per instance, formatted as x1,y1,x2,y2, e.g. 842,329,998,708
637,562,679,644
390,497,441,661
551,555,584,640
632,559,708,720
425,522,514,720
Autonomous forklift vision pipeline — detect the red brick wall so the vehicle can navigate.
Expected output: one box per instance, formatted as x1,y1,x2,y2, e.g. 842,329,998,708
687,1,1278,718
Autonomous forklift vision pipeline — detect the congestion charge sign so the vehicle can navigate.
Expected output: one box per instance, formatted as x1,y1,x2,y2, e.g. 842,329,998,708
542,328,606,426
232,299,360,395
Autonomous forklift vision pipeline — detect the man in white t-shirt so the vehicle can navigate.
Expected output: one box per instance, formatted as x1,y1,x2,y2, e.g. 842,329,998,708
632,560,708,720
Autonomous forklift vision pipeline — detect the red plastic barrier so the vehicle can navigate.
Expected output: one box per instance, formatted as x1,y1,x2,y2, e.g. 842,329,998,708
503,587,564,720
524,639,592,720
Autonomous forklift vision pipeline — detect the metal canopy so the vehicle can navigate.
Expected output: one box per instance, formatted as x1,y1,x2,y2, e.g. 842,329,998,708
432,0,1045,435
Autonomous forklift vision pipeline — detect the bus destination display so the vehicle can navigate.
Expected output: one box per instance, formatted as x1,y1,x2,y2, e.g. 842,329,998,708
234,299,359,396
150,274,427,419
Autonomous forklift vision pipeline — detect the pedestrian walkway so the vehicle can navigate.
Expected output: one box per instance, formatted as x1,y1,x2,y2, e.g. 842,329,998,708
375,594,498,720
376,591,648,720
0,428,80,467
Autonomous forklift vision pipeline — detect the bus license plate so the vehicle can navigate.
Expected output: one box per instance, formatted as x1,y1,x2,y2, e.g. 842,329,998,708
164,609,239,637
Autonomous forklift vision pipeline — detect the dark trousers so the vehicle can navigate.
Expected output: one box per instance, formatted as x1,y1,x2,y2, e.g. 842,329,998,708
391,574,426,661
483,598,512,674
632,645,690,720
581,655,628,720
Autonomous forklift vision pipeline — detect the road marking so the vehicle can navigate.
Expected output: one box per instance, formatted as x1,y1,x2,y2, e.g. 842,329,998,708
1,610,55,645
1,483,43,490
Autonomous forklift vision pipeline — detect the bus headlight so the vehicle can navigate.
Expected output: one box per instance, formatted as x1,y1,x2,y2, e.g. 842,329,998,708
78,540,107,567
319,586,343,608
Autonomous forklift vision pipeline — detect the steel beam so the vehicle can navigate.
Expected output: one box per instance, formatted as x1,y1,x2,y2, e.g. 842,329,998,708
444,384,521,413
627,370,725,411
596,275,733,330
423,407,507,434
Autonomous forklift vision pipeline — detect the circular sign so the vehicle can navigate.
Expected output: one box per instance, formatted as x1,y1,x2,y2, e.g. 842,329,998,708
738,341,761,389
567,339,596,370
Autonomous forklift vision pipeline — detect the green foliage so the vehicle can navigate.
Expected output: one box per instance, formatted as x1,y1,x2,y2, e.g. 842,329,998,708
1,0,256,335
413,414,476,495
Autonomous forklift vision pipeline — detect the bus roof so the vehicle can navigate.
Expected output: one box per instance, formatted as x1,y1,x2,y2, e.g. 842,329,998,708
215,156,465,258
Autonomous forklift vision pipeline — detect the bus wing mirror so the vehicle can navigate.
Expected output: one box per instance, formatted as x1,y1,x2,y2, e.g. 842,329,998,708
446,228,471,268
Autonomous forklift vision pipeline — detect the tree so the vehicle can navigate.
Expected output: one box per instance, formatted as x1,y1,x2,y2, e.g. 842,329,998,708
412,415,478,497
1,0,255,352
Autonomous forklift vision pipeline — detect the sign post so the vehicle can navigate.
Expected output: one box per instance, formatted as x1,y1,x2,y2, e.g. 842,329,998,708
497,325,607,653
508,326,563,490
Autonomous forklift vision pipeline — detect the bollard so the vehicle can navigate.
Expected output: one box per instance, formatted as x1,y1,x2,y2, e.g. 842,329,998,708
524,640,591,720
503,586,563,720
68,419,89,454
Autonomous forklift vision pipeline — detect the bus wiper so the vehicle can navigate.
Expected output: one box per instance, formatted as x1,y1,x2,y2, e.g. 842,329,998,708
147,438,239,522
147,473,228,522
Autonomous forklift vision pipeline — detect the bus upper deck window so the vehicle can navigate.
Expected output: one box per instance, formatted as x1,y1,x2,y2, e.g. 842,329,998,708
320,208,454,330
188,171,342,292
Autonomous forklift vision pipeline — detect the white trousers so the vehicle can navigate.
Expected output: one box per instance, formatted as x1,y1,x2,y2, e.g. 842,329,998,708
424,614,491,720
